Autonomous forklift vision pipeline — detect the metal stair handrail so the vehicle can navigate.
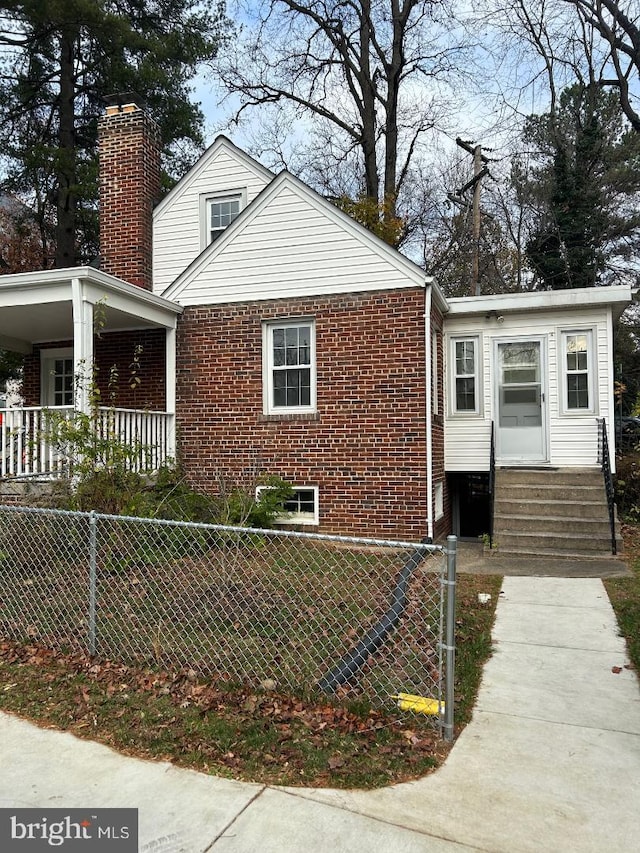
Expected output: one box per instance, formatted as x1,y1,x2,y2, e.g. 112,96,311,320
598,417,617,555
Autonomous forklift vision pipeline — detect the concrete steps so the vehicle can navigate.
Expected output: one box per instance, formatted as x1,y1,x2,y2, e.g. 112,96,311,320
492,467,621,559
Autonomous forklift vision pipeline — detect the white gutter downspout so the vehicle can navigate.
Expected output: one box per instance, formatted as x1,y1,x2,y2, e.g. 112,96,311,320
425,282,434,542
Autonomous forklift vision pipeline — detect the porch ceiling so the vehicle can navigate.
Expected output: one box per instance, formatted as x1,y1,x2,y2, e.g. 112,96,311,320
0,301,164,352
0,267,182,354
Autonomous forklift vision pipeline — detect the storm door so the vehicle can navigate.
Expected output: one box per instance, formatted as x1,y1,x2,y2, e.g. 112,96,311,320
495,338,547,462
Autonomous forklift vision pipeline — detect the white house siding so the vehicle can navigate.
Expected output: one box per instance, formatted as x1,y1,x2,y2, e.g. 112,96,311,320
444,303,616,472
167,181,425,306
152,143,273,295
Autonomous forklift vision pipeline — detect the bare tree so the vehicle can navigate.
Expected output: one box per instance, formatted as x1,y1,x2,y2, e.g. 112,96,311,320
216,0,470,245
416,147,528,296
562,0,640,131
481,0,639,132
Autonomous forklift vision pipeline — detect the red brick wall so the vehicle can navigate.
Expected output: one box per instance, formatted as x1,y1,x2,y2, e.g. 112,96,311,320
97,105,161,291
21,330,166,410
176,288,432,540
93,330,166,410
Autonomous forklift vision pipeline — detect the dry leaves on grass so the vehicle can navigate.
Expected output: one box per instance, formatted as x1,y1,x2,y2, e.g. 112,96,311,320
0,638,442,788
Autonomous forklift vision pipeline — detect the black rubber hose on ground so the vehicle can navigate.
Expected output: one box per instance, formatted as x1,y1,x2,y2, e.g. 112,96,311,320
317,540,430,693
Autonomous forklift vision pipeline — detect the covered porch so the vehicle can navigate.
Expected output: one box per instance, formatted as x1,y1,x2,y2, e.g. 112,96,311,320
0,267,182,479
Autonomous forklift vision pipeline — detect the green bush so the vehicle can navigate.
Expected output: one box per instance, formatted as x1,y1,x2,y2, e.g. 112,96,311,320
125,465,218,523
40,406,144,515
125,467,294,529
213,475,294,528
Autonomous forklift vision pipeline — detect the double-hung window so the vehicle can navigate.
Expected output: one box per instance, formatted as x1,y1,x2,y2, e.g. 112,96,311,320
208,195,241,243
451,337,480,414
201,190,246,247
263,320,316,414
562,330,594,412
431,330,439,415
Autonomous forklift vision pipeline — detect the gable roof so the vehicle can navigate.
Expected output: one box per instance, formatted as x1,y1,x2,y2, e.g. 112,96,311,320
163,168,434,305
153,135,275,222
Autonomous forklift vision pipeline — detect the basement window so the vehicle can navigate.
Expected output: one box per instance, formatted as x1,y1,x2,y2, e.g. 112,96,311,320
257,485,319,525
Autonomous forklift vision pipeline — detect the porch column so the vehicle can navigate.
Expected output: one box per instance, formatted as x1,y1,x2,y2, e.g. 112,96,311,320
165,323,177,459
71,278,94,415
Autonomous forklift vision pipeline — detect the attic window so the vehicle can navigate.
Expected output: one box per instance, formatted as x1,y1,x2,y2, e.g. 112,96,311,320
205,193,243,244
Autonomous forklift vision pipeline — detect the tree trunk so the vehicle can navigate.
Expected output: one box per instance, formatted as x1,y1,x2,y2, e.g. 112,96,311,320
359,0,379,202
383,0,403,218
55,27,77,268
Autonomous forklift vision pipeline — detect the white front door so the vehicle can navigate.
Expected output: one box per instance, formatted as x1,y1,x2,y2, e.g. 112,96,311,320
495,338,547,463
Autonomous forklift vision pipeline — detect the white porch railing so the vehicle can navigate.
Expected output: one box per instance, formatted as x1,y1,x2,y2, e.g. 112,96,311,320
0,406,172,479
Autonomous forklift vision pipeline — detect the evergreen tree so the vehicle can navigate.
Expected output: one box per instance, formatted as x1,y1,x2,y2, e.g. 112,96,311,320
0,1,228,267
516,83,640,289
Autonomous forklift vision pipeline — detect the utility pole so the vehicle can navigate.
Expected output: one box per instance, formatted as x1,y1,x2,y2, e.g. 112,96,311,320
449,138,492,297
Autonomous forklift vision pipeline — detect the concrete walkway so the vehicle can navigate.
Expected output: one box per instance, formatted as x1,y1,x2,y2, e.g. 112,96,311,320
2,576,640,851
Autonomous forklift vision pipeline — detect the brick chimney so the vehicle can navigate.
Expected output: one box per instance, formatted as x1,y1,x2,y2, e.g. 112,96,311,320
98,94,161,290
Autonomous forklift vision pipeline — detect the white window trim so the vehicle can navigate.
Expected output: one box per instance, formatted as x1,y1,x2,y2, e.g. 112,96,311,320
199,187,247,250
256,485,320,526
560,328,596,415
262,319,317,415
448,335,482,416
40,347,74,407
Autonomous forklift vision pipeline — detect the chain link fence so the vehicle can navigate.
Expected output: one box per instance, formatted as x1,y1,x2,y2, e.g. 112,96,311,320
0,504,456,736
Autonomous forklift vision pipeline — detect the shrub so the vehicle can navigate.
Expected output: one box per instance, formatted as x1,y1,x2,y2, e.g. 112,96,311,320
125,467,294,529
124,465,218,523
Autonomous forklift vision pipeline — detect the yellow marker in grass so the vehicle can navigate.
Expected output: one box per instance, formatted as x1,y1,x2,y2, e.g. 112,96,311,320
392,692,444,715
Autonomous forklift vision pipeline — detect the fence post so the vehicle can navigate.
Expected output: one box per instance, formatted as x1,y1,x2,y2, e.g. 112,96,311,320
89,511,97,656
443,535,457,742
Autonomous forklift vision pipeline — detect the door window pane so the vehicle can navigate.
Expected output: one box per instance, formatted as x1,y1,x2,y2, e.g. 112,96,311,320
52,358,74,406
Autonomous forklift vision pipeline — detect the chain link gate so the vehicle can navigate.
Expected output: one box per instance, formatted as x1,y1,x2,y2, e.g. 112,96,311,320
0,504,456,738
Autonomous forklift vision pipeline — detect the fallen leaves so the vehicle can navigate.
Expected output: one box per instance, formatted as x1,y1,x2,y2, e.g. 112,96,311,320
0,637,444,789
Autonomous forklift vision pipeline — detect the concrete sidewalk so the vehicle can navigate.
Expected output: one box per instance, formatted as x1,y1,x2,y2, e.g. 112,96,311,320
2,576,640,852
